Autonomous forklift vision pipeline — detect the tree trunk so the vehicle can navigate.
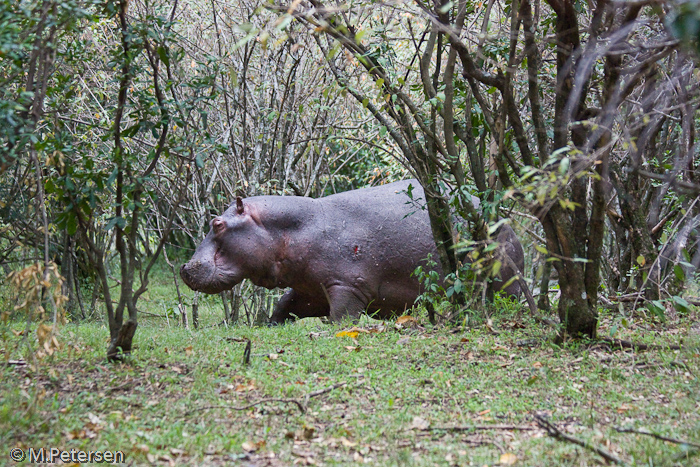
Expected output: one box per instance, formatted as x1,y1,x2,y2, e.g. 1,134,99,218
557,272,598,338
106,319,138,360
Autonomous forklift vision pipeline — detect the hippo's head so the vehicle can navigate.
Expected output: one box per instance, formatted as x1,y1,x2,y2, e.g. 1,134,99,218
180,197,275,294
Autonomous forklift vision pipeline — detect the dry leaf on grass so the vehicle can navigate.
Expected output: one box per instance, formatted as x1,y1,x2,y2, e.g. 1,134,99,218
241,440,266,452
396,315,419,328
411,416,430,430
336,326,384,338
336,330,359,339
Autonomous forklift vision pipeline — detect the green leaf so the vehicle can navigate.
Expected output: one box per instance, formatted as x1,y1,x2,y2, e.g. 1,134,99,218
438,1,454,13
646,300,666,320
487,218,508,235
673,264,685,282
157,46,170,66
483,242,499,252
66,213,78,236
491,260,502,276
105,216,126,231
45,178,56,194
195,154,205,168
559,157,570,175
671,296,691,314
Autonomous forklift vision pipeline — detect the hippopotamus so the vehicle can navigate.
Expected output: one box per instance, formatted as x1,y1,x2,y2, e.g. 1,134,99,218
180,180,525,324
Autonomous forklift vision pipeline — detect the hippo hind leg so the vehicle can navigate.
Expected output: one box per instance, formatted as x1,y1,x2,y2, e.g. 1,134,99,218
269,289,330,325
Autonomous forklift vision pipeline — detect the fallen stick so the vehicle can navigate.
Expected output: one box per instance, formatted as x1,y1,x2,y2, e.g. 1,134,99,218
304,382,348,405
423,424,535,432
597,337,681,351
614,427,700,449
185,381,348,416
187,398,306,415
106,378,144,394
534,414,629,466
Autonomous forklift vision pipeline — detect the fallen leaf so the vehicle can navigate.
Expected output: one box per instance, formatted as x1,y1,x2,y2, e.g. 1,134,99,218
396,315,419,328
397,336,410,345
171,366,183,374
500,452,518,465
336,330,359,338
411,416,430,430
242,440,265,452
478,409,491,416
267,353,279,360
344,346,361,352
235,382,255,392
299,425,315,440
340,436,357,447
617,404,633,413
533,361,543,368
184,346,193,356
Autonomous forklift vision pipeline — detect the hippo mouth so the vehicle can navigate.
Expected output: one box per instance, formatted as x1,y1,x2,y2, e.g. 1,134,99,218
180,260,241,294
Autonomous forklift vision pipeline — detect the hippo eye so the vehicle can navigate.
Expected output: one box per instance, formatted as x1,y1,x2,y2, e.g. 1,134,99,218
212,218,226,235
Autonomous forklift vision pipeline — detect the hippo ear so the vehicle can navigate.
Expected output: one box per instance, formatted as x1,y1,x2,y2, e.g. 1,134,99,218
236,196,244,215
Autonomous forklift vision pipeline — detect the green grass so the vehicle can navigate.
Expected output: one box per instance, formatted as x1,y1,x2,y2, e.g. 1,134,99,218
1,275,699,466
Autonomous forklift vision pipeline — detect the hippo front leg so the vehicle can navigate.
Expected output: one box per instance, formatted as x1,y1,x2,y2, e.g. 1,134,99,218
270,289,330,324
327,285,366,324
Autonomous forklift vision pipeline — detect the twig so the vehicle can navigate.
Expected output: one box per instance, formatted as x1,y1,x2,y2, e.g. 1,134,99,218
185,382,348,416
614,427,700,448
597,337,681,351
4,360,27,366
304,382,348,405
187,398,306,415
534,414,629,466
138,310,168,318
423,424,535,432
106,378,144,394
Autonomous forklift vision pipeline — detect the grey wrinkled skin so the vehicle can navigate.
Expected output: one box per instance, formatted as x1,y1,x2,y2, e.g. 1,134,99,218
180,180,525,324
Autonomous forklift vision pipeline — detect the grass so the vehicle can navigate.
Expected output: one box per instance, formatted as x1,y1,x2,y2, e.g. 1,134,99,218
1,270,699,466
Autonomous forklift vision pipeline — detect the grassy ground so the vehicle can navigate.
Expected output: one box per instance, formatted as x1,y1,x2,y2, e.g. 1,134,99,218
1,272,699,466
